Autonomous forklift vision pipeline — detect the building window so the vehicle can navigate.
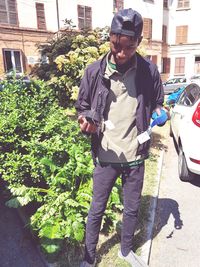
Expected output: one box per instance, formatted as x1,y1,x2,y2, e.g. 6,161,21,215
194,56,200,74
3,49,23,73
163,0,168,8
77,5,92,30
0,0,18,25
36,2,46,30
143,18,152,39
162,25,167,43
162,57,170,73
175,57,185,75
113,0,124,13
177,0,190,9
176,25,188,44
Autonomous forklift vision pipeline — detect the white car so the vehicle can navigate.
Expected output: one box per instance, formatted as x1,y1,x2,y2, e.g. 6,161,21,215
170,83,200,181
190,74,200,85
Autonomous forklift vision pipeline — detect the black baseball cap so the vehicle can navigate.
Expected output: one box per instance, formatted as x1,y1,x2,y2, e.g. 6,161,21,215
110,8,143,38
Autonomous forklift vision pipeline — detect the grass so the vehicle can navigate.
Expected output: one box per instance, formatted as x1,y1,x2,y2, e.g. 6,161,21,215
47,123,170,267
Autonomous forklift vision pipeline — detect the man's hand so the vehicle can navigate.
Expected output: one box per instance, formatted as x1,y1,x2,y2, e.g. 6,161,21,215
78,115,98,134
154,106,170,120
154,106,162,116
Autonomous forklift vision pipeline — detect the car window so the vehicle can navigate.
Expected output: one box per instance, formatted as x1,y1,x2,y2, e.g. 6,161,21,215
179,78,186,83
166,79,175,85
177,89,187,105
187,85,200,103
167,77,186,85
177,84,200,106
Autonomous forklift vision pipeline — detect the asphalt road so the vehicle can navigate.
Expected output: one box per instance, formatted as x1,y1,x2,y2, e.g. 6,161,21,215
149,132,200,267
0,193,47,267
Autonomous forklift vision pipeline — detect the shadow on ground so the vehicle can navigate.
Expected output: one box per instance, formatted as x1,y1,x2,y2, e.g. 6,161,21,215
151,131,169,153
95,195,183,264
0,191,47,267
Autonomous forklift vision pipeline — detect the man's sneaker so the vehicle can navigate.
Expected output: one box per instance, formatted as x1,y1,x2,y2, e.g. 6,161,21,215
80,260,96,267
118,250,148,267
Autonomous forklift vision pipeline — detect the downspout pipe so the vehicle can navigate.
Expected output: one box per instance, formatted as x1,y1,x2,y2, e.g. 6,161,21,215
56,0,60,31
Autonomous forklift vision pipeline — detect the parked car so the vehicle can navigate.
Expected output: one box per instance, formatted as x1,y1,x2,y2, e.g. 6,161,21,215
163,77,190,95
170,83,200,181
165,86,185,107
190,74,200,85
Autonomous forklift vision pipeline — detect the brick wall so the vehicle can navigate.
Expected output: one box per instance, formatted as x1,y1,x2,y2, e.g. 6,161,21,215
0,26,54,76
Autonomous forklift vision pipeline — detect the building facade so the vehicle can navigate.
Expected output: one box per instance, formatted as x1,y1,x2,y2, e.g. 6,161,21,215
0,0,58,76
0,0,200,81
166,0,200,79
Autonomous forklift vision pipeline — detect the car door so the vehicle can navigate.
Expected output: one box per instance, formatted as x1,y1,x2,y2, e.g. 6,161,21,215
171,88,187,141
171,84,200,141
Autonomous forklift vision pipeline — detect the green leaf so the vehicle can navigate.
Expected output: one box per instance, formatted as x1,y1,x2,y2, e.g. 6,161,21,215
72,221,84,241
40,222,62,239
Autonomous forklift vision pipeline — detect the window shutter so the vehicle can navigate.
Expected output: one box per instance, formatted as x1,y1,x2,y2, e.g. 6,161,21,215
177,0,190,8
78,5,84,30
175,57,185,74
9,11,17,24
162,57,170,73
77,5,92,30
163,0,168,8
8,0,16,11
0,10,8,23
0,0,17,25
0,0,6,10
143,18,152,39
85,6,92,29
176,25,188,44
113,0,124,12
162,25,167,43
36,2,46,30
165,58,170,73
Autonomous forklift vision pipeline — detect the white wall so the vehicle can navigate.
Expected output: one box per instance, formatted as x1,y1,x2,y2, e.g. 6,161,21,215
58,0,163,41
125,0,163,41
166,0,200,77
170,44,200,78
58,0,113,29
17,0,58,32
15,0,200,78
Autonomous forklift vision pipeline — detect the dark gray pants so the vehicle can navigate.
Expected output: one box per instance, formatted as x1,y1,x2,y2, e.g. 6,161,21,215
84,163,145,263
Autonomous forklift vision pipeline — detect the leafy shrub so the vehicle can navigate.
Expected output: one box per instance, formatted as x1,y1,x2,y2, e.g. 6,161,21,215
32,27,110,108
0,79,122,259
49,33,110,108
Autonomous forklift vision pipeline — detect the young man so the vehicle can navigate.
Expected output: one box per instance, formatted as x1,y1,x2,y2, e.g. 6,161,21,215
75,8,164,267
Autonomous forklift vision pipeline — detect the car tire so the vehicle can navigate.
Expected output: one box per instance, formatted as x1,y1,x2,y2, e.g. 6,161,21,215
178,146,194,182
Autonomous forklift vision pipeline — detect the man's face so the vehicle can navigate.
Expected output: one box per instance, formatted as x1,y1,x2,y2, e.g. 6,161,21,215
110,34,140,65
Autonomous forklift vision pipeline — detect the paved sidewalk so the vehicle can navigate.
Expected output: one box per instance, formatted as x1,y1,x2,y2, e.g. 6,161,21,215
0,193,47,267
149,133,200,267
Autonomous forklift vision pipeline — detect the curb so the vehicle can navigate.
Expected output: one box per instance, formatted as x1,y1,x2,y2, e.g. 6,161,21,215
140,149,165,265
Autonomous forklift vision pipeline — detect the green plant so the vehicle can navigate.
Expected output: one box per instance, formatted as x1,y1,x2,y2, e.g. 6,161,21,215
0,79,123,260
49,33,110,108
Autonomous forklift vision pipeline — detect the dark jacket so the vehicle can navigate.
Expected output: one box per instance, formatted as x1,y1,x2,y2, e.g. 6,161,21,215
75,52,164,162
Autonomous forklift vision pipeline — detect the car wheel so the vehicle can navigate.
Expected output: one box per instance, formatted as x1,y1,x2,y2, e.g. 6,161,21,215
178,146,193,182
